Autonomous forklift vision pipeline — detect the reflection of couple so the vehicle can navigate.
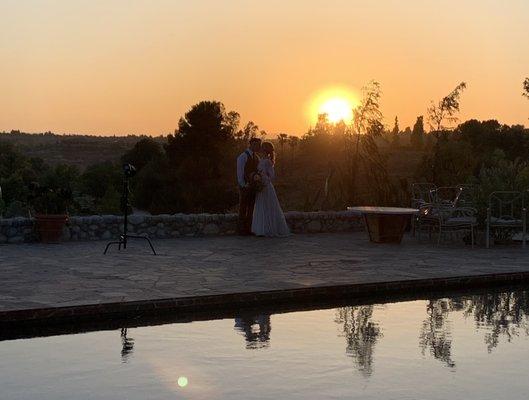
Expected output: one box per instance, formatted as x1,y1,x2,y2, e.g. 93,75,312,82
234,314,272,349
237,138,290,237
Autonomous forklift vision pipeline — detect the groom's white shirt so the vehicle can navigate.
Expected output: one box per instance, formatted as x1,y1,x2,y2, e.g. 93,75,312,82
237,149,254,187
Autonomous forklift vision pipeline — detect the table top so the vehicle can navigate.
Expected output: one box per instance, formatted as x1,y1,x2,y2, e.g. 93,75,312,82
347,206,419,215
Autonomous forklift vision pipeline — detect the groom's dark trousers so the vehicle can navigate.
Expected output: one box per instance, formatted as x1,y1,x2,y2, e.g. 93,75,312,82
238,187,256,235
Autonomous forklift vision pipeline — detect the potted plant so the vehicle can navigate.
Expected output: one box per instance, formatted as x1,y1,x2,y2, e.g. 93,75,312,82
29,183,72,243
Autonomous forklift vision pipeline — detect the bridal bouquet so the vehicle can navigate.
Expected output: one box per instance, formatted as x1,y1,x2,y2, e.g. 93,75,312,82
249,171,265,193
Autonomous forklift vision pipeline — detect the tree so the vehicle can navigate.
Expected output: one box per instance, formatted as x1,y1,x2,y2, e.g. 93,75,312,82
343,80,392,205
236,121,259,141
391,116,400,146
164,101,240,212
121,138,164,172
288,135,300,164
427,82,467,131
411,116,425,149
277,133,289,155
79,162,121,213
391,116,400,136
523,78,529,99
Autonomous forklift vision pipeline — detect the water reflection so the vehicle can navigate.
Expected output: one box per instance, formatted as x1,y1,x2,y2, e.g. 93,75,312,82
234,314,272,349
333,289,529,373
335,306,382,376
116,289,529,374
120,328,134,362
420,290,529,366
419,299,456,367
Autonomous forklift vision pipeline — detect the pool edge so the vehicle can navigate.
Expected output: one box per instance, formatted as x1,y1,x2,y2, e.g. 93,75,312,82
2,271,529,327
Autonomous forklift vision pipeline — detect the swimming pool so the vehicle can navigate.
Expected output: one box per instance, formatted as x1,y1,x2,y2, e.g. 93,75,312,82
2,288,529,399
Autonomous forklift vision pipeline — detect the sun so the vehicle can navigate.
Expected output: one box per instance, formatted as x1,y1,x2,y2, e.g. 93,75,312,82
319,98,353,123
308,87,358,125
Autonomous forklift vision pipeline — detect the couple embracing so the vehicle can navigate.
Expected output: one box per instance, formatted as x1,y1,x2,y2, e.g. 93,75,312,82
237,138,290,237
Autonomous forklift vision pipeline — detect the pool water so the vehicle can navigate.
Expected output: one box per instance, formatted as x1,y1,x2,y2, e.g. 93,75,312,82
2,289,529,399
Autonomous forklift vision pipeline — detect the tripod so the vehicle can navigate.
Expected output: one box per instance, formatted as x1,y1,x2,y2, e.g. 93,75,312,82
104,170,156,255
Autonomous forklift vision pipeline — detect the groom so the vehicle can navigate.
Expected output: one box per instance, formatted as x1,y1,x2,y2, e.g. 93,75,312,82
237,137,262,235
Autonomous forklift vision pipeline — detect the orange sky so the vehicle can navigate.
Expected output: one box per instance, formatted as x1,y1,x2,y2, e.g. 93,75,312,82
1,0,528,136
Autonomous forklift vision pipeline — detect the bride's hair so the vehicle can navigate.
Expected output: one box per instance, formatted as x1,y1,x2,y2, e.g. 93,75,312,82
262,141,275,164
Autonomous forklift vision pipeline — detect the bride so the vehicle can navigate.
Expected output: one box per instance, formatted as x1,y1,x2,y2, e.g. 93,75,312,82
251,142,290,237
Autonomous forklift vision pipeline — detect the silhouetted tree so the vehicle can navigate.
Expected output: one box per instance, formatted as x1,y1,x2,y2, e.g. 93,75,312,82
427,82,467,131
236,121,258,141
523,78,529,99
391,116,400,146
164,101,239,212
344,80,392,205
410,116,425,149
121,138,164,172
277,133,288,155
288,135,300,164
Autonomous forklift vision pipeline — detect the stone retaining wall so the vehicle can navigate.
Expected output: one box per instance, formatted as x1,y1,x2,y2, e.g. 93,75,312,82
0,211,363,244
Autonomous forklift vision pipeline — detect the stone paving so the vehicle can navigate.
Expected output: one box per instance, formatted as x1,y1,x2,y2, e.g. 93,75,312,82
1,232,529,314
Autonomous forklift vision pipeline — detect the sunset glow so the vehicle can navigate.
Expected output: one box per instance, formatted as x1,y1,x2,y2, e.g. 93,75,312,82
319,98,354,123
1,1,528,135
309,88,359,125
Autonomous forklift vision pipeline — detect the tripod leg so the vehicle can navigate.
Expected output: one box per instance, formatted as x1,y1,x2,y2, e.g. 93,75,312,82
146,237,157,255
127,234,157,255
104,241,120,255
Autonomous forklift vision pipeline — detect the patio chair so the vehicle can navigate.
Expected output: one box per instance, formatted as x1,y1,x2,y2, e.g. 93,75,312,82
416,203,477,247
456,184,476,208
411,183,436,209
430,186,463,207
486,191,526,248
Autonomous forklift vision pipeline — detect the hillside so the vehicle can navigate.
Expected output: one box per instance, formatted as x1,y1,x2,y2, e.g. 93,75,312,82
0,131,167,169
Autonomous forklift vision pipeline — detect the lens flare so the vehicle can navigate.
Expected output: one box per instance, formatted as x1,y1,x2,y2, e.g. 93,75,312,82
178,376,188,388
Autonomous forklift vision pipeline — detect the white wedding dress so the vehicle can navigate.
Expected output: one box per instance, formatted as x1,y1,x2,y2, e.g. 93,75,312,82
251,158,290,237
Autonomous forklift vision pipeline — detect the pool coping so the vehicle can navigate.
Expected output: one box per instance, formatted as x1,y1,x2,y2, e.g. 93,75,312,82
2,270,529,328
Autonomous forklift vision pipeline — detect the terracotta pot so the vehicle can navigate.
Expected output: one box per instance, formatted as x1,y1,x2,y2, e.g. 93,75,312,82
35,214,69,243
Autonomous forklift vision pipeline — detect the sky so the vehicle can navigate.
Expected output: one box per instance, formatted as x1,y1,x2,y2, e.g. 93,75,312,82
1,0,528,136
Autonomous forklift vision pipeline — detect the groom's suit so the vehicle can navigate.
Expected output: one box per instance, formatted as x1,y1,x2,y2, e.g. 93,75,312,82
237,149,259,235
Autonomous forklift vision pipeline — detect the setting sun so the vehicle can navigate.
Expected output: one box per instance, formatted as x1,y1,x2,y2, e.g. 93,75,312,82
319,98,354,123
308,87,359,125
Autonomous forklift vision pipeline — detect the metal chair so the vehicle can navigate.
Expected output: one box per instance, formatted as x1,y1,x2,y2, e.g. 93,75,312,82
455,184,476,208
486,191,526,248
416,203,477,247
411,183,436,209
430,186,463,207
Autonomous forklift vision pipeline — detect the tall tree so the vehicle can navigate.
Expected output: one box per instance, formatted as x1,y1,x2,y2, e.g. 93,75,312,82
277,133,289,155
121,138,164,172
164,101,240,212
391,116,400,145
411,115,425,149
343,80,392,204
288,135,300,164
236,121,258,141
523,77,529,99
427,82,467,131
391,116,400,136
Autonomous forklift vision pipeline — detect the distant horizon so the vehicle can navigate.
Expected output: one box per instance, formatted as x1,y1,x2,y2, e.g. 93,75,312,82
1,112,528,139
2,1,528,136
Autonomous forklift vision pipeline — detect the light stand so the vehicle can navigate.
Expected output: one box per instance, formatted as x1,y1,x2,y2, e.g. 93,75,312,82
104,164,156,255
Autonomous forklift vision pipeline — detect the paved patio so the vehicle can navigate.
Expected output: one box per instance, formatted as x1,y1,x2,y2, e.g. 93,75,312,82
1,232,529,318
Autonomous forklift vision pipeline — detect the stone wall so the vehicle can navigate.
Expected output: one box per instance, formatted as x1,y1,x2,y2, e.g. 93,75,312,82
0,211,363,244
